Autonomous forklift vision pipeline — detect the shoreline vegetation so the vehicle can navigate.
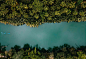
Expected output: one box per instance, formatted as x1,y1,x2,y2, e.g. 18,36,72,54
0,0,86,27
0,43,86,59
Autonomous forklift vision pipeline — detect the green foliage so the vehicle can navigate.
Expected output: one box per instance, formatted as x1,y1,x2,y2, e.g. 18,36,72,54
0,43,86,59
22,47,41,59
56,5,61,10
66,9,71,15
47,16,52,20
67,2,75,8
20,0,31,4
41,55,46,59
48,0,54,5
56,52,65,58
43,6,49,11
55,11,61,16
32,0,43,12
44,12,49,17
79,10,85,16
5,0,18,7
60,1,66,7
42,0,48,5
28,4,33,9
81,2,86,8
77,0,83,5
0,0,86,27
63,8,69,13
72,10,78,15
12,11,18,16
77,51,85,59
16,5,23,11
7,49,16,58
34,14,39,19
50,5,56,11
12,49,24,59
29,10,34,16
23,13,29,18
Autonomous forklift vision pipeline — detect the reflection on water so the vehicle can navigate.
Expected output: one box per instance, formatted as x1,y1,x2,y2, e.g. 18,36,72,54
1,32,10,34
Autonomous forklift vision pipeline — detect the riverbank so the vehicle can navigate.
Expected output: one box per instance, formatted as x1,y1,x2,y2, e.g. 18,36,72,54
0,44,86,59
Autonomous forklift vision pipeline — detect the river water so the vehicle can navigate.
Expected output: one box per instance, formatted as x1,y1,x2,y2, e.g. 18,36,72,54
0,21,86,51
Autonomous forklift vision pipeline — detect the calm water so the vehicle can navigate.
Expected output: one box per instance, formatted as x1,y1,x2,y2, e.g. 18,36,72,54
0,21,86,51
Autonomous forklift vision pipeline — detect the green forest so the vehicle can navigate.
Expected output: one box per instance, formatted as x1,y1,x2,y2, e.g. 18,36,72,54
0,42,86,59
0,0,86,27
0,0,86,59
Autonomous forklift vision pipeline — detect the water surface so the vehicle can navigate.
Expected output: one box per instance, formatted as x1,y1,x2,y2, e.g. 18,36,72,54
0,21,86,51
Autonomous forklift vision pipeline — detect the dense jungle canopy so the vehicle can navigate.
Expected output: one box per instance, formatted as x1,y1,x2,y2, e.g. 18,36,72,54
0,0,86,27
